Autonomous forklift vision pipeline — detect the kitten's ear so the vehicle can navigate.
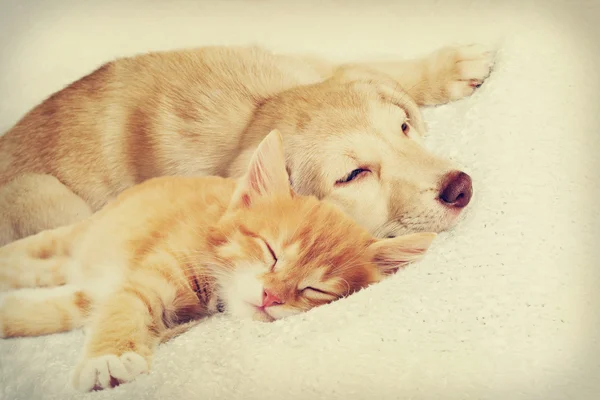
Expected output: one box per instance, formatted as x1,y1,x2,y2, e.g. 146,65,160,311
230,129,292,209
369,232,437,275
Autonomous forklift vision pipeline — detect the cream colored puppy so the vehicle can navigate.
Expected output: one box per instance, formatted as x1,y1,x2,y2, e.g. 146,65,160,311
0,44,494,246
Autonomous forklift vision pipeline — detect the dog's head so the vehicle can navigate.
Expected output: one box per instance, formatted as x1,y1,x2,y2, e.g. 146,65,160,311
245,79,472,237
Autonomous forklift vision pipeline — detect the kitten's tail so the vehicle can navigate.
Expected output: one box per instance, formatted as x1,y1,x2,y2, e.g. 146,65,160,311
0,223,79,291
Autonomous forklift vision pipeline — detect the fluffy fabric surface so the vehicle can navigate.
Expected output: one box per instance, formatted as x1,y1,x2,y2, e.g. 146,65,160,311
1,1,599,399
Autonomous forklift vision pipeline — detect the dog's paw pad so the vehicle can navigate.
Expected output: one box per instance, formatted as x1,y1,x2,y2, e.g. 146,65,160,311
72,352,148,392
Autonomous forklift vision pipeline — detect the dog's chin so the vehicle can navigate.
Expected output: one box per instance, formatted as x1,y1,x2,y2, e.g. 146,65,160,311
441,203,471,230
383,205,469,237
439,209,462,228
428,210,466,235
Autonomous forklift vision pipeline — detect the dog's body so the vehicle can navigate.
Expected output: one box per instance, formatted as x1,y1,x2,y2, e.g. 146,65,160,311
0,44,493,246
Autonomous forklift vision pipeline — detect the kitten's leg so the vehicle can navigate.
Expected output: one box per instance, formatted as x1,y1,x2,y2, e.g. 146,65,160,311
72,276,170,392
0,286,92,338
334,44,495,106
0,224,78,291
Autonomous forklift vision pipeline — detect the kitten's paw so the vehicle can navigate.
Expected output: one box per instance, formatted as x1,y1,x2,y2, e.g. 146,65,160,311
427,44,495,103
72,352,148,392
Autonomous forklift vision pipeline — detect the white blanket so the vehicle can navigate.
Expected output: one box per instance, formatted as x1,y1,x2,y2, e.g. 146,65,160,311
1,1,599,399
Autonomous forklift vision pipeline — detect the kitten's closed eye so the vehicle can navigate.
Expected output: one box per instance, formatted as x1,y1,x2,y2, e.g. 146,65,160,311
260,239,278,271
301,286,337,301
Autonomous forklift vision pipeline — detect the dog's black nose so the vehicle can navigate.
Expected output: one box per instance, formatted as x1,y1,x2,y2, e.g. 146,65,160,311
439,171,472,208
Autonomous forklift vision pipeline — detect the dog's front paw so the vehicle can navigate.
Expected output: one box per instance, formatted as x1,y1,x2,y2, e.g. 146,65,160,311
72,352,149,392
426,44,495,103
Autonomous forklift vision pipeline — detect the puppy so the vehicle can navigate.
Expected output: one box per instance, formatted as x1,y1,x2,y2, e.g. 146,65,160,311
0,44,494,245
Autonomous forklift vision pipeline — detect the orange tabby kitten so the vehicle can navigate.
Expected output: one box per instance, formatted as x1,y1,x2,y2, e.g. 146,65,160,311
0,130,435,392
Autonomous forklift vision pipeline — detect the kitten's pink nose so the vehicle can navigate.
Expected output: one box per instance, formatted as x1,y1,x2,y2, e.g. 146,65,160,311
262,289,282,308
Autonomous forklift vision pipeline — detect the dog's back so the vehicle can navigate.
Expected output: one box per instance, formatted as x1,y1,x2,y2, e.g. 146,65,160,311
0,47,319,206
0,46,329,246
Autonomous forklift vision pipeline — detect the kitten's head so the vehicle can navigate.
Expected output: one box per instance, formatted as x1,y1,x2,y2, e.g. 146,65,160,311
207,130,436,322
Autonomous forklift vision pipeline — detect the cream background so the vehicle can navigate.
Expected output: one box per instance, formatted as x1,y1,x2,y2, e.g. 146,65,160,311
0,1,599,399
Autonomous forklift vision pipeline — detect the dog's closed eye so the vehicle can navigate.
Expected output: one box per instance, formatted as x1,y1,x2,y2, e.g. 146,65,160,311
335,168,370,185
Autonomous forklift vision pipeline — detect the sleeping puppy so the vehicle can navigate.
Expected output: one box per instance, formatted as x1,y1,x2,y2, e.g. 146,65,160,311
0,44,494,245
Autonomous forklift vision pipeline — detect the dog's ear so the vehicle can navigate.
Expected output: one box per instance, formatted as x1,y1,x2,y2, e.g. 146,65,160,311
368,232,436,275
375,82,427,136
229,129,292,209
330,66,427,136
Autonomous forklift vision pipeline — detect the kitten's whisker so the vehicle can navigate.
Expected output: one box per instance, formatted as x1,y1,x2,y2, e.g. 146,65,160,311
338,277,351,297
331,244,371,274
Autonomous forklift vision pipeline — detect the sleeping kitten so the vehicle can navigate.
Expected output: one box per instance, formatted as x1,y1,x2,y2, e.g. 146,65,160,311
0,130,436,392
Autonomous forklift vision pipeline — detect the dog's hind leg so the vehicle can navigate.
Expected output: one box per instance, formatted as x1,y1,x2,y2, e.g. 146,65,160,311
0,173,92,246
333,44,496,106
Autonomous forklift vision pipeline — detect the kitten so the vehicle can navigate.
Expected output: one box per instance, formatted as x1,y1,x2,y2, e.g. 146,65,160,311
0,130,436,392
